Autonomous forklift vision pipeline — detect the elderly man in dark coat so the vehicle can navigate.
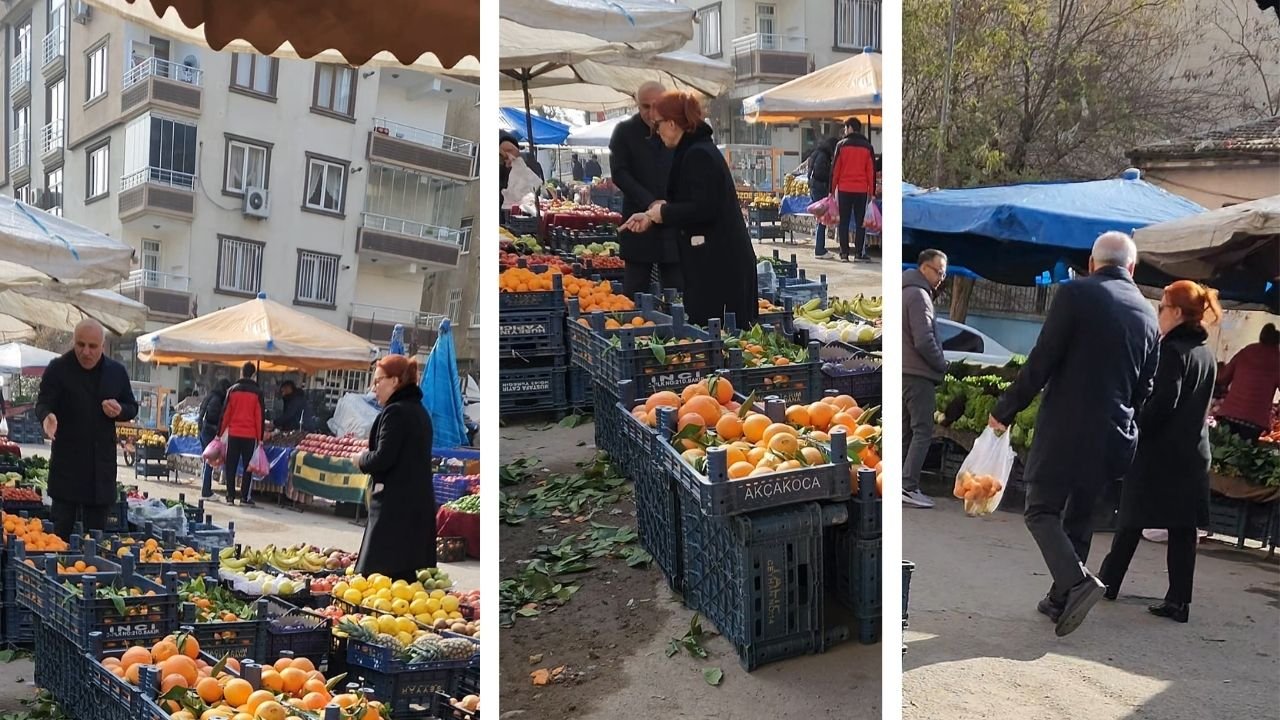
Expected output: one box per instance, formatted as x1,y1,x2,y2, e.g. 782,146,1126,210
609,81,683,297
36,319,139,539
990,231,1160,637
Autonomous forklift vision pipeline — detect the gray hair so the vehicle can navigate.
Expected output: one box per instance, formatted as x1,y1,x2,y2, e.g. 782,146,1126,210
73,318,106,339
635,81,664,100
1092,231,1137,268
918,249,947,265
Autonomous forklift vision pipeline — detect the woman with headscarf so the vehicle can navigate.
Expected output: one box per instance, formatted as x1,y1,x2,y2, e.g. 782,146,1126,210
354,354,436,581
198,378,231,500
1098,280,1222,623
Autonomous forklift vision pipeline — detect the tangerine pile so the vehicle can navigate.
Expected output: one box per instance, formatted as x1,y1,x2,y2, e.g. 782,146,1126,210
498,266,636,313
1,512,69,552
632,378,883,480
576,315,657,330
55,558,102,574
499,266,560,293
953,470,1005,516
101,636,385,720
117,538,209,563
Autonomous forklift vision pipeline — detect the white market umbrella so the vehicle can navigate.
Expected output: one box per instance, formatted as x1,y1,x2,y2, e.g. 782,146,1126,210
743,51,883,124
501,0,697,48
0,342,59,373
0,197,135,291
1133,195,1280,280
566,115,629,147
0,287,148,336
0,316,34,343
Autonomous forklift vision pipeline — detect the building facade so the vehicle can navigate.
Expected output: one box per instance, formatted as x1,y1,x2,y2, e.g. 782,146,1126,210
1,0,480,389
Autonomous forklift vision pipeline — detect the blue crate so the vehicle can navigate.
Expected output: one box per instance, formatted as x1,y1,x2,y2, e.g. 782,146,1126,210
498,261,564,312
87,630,239,720
434,475,476,506
851,496,882,539
833,534,881,617
759,249,800,279
855,614,881,645
499,359,568,417
499,308,566,359
265,606,332,671
568,364,593,410
347,636,474,673
12,541,121,616
35,619,94,719
179,519,236,552
679,495,846,670
36,557,179,651
3,602,33,647
614,380,680,591
724,347,823,406
568,301,723,398
346,659,464,719
591,380,623,467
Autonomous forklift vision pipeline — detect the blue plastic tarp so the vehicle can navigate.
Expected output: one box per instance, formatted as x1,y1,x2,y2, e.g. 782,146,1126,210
903,176,1205,250
499,107,570,145
420,319,468,450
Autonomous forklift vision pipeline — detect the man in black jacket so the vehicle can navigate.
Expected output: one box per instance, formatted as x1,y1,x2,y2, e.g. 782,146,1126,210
36,319,139,538
609,81,683,296
990,231,1160,637
275,380,305,432
583,154,603,181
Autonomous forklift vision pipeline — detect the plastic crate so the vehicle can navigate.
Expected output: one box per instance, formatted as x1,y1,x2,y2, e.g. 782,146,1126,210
434,475,475,506
1207,493,1275,547
265,610,332,672
433,691,480,720
855,614,881,645
12,541,121,617
654,399,852,517
759,249,799,279
591,381,623,465
680,495,846,670
832,533,880,617
176,598,267,660
571,310,724,399
3,602,33,647
35,619,94,719
347,636,473,674
568,364,593,410
773,271,828,307
724,342,824,406
109,541,220,583
499,308,566,359
502,213,540,237
850,496,882,539
498,359,569,416
573,257,626,282
86,630,238,720
565,294,675,358
347,659,463,719
498,261,564,313
40,559,179,651
179,519,236,552
903,560,915,624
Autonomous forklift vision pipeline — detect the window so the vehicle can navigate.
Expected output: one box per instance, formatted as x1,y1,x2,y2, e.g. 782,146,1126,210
87,142,109,199
123,114,197,188
696,4,722,58
43,78,65,154
230,53,277,97
446,288,464,323
834,0,880,51
364,164,464,228
312,64,356,117
15,184,32,204
43,168,62,216
303,154,348,215
294,250,340,307
86,41,107,101
216,235,264,295
469,290,479,328
223,137,270,195
11,105,30,169
458,217,474,254
141,239,161,286
757,4,776,48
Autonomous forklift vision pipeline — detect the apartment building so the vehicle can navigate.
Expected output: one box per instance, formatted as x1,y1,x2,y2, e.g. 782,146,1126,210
0,0,480,388
680,0,881,173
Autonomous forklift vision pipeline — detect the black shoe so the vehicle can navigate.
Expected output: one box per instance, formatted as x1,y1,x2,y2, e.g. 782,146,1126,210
224,496,236,505
1055,572,1106,637
840,254,850,262
241,499,257,507
1037,594,1063,623
1148,601,1189,623
1102,584,1118,601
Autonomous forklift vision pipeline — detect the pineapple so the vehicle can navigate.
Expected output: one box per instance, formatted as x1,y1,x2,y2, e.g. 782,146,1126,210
439,637,477,662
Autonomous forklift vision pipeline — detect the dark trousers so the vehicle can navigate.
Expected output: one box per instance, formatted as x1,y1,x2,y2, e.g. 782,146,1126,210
902,375,937,492
223,436,257,501
622,260,683,298
1025,475,1107,602
1221,418,1263,441
835,191,869,258
1100,527,1197,604
51,499,109,540
200,431,218,497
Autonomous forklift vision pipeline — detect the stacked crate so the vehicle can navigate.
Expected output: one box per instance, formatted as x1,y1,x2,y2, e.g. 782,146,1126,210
499,266,568,418
830,468,884,644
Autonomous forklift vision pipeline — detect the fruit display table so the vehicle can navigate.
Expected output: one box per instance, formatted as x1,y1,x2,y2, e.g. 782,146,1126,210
166,435,203,456
437,504,480,559
288,451,371,504
781,194,812,216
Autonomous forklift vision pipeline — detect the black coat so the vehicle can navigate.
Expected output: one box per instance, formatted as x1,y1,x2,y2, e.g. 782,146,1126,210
36,352,138,505
198,391,226,439
994,266,1161,488
609,113,679,264
356,384,436,580
276,392,305,432
1118,324,1217,528
808,143,834,198
659,122,759,327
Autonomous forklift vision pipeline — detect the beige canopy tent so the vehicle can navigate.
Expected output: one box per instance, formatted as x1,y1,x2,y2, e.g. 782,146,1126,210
1133,194,1280,281
136,294,379,373
742,51,882,125
0,288,147,337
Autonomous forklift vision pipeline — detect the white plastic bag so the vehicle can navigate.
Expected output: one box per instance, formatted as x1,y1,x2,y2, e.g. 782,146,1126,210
756,260,777,297
503,157,543,208
0,417,7,437
328,393,381,438
126,498,188,536
953,427,1017,516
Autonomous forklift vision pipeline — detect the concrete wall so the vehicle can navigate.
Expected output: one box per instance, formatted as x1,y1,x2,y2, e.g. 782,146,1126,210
1140,162,1280,208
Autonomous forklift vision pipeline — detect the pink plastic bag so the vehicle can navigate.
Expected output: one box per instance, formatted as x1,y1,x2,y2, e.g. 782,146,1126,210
201,434,226,467
806,195,836,224
248,444,269,478
864,199,882,233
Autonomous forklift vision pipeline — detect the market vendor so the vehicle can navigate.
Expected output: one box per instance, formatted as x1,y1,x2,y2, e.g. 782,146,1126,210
1216,323,1279,439
275,380,305,433
35,319,139,539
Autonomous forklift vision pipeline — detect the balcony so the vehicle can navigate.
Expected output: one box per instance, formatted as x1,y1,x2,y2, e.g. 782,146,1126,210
121,58,203,118
731,34,811,84
366,118,477,181
115,269,194,321
118,167,196,222
40,122,63,166
348,304,445,348
355,212,464,269
8,132,29,178
10,50,30,103
42,26,64,77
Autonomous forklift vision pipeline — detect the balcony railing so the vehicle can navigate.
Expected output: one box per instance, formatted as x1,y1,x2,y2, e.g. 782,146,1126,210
116,269,194,319
42,27,64,66
121,167,196,192
732,33,807,55
373,118,474,157
730,33,811,81
361,212,464,247
40,122,63,156
9,50,30,88
8,131,29,171
368,118,477,179
351,303,447,329
123,57,203,90
118,268,191,293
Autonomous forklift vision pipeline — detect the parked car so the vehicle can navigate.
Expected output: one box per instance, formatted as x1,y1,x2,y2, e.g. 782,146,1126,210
937,318,1017,367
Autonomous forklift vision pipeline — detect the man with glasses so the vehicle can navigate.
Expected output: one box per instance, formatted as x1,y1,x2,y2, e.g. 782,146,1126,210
609,81,682,297
902,249,950,508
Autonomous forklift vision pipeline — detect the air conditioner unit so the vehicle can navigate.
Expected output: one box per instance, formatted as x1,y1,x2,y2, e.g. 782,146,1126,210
243,187,270,218
72,1,92,23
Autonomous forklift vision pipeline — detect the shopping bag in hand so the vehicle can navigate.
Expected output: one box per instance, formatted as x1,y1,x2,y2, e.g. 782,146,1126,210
806,195,836,224
201,433,227,467
248,444,270,479
864,199,882,233
953,427,1016,516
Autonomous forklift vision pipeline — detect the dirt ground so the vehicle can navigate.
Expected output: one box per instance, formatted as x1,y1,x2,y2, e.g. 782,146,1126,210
499,421,882,720
0,442,480,714
903,476,1280,720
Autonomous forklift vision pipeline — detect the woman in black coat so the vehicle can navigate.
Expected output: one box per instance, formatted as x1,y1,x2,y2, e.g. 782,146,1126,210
620,91,758,326
355,354,436,582
199,378,231,499
808,137,837,256
1099,280,1221,623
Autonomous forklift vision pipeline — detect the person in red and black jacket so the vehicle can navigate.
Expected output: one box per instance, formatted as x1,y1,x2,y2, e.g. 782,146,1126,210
218,362,265,506
828,117,877,262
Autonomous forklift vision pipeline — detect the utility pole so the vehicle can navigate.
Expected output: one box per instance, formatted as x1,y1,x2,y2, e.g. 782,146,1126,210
934,0,960,186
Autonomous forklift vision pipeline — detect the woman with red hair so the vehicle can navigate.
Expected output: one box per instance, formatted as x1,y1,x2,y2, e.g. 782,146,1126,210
619,91,758,325
355,353,435,580
1099,280,1222,623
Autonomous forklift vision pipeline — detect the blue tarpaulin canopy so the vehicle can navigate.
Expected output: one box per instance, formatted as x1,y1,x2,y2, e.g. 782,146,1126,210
499,107,570,145
420,320,468,450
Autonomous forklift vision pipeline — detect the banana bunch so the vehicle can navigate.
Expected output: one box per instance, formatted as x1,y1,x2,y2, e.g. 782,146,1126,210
793,298,835,322
219,546,254,571
783,176,809,197
830,294,883,320
137,432,166,447
270,544,332,573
